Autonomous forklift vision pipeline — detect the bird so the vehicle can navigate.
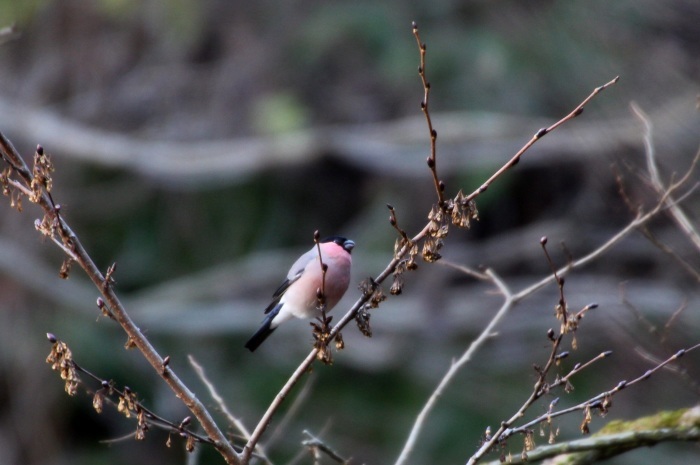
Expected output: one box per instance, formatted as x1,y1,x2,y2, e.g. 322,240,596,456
245,236,355,351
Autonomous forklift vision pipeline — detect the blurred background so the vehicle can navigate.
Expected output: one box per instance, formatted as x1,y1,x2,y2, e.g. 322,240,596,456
0,0,699,464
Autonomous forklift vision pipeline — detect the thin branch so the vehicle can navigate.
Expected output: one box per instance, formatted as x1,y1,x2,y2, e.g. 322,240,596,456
631,101,700,252
400,154,697,464
0,133,241,464
467,344,700,465
302,430,350,464
266,374,316,450
412,21,445,206
505,344,700,437
243,348,319,462
636,226,700,282
394,268,513,465
46,335,213,447
466,289,580,464
466,77,619,204
243,67,620,463
481,424,700,465
188,355,269,463
510,184,688,305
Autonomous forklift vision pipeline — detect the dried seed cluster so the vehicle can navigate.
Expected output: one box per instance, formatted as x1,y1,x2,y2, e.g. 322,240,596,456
45,333,79,396
311,313,336,365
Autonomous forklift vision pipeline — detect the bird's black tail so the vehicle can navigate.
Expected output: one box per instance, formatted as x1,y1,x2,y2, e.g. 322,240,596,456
245,305,280,352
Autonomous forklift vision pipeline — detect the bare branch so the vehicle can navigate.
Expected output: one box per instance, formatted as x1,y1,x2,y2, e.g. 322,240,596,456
394,268,513,465
412,21,445,206
45,334,214,447
0,133,241,464
302,430,350,464
481,417,700,465
242,31,619,459
465,77,619,204
631,102,700,248
399,144,698,464
188,355,269,462
509,344,700,436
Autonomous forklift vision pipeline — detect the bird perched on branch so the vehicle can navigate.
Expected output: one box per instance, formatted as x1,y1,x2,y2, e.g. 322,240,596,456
245,236,354,351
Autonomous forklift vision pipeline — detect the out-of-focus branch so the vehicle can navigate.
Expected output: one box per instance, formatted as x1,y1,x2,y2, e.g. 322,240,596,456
0,24,20,45
188,355,269,463
630,101,700,263
301,430,350,465
0,96,658,187
394,268,511,465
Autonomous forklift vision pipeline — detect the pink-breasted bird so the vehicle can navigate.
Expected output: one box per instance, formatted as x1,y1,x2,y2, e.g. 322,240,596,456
245,236,354,351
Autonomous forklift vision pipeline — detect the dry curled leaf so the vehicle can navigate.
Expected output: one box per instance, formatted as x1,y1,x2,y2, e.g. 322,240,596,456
356,306,372,337
312,314,334,365
449,190,479,228
46,337,79,396
93,391,104,414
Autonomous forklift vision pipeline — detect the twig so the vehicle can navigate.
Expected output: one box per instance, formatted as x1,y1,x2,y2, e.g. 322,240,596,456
394,268,512,465
481,424,700,465
505,343,700,438
312,231,335,364
188,355,269,462
243,29,619,460
266,374,316,450
0,134,240,464
45,334,213,446
401,168,696,465
466,275,584,464
541,236,569,329
412,22,445,206
242,350,318,462
631,102,700,252
509,181,690,305
314,230,328,306
465,76,619,204
302,430,350,464
468,344,700,464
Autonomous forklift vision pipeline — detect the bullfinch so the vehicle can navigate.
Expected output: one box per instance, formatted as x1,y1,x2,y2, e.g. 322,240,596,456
245,236,354,351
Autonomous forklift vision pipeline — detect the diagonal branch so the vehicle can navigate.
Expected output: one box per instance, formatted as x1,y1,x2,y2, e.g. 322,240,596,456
395,112,699,465
0,133,241,464
243,69,620,462
481,421,700,465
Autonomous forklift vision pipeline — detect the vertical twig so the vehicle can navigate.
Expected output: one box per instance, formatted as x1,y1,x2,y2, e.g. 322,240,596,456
412,22,445,206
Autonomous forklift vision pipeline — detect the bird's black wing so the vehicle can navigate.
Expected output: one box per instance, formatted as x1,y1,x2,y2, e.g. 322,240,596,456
245,303,282,351
263,269,304,314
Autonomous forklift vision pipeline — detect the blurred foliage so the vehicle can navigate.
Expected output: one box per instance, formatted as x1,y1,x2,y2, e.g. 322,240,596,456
252,91,310,135
0,0,47,24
